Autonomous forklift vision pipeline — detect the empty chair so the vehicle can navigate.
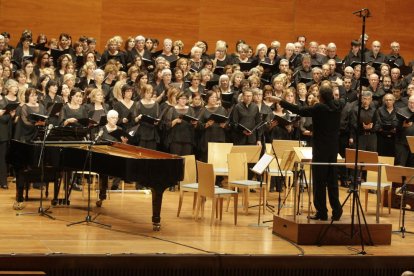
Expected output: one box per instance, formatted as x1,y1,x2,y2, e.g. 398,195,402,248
195,161,238,225
227,152,263,214
177,155,198,217
360,156,394,214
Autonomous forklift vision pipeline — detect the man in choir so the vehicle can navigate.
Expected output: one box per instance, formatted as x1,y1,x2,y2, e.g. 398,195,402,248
349,90,378,152
386,41,405,68
365,41,386,64
395,95,414,166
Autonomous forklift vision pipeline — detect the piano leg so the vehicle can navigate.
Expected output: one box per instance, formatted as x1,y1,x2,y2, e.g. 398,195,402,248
151,185,168,231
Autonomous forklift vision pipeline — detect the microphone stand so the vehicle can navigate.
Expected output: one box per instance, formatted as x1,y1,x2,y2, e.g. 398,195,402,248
318,9,373,253
17,121,55,220
67,131,111,228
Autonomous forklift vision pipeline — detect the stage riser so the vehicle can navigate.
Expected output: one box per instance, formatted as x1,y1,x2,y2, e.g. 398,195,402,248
273,215,392,245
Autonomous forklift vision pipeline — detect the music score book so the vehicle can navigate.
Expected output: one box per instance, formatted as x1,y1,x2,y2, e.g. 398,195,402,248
251,153,274,175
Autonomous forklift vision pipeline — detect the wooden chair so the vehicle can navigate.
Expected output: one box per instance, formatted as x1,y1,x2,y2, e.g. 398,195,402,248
360,156,394,214
227,152,263,214
208,142,233,176
195,161,238,225
177,155,198,217
267,150,296,192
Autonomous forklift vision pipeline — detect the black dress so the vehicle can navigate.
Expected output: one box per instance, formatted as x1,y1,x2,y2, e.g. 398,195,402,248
165,106,196,156
14,104,46,142
197,105,228,161
113,100,137,132
0,98,14,187
135,101,160,149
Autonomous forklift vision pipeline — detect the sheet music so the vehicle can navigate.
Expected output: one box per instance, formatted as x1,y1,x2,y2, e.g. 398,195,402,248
251,153,274,175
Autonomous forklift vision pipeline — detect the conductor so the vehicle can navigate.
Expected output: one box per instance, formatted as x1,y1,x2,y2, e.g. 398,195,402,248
268,82,343,221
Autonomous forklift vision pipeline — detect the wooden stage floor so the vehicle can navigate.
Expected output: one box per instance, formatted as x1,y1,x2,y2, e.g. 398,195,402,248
0,182,413,257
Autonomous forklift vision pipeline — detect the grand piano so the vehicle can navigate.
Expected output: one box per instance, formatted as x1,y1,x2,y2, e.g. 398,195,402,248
9,139,185,230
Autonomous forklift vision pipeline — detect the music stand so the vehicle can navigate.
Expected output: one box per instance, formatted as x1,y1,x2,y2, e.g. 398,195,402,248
385,165,414,238
250,153,274,227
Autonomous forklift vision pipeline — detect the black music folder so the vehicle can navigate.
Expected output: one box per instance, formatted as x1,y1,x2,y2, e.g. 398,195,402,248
97,115,107,126
206,80,219,91
46,102,64,117
237,121,265,134
239,61,257,72
208,113,228,124
272,114,293,127
108,128,131,141
50,48,70,66
77,118,98,127
142,58,155,68
28,113,48,122
4,102,20,113
260,62,278,75
140,114,160,125
180,114,199,122
213,66,224,76
396,109,414,122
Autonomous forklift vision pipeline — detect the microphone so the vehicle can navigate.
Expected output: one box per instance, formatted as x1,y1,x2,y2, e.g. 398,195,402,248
352,8,371,17
45,124,54,138
93,129,104,144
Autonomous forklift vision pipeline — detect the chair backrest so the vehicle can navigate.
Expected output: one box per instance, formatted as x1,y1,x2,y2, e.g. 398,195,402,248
366,156,395,184
181,155,196,185
231,145,261,163
227,152,248,182
270,150,295,171
208,142,233,168
271,140,299,159
196,161,215,198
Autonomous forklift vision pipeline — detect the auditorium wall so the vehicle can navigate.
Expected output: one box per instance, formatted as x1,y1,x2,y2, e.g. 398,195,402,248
1,0,413,62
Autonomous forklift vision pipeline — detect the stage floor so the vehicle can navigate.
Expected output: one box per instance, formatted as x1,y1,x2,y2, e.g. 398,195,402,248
0,181,413,256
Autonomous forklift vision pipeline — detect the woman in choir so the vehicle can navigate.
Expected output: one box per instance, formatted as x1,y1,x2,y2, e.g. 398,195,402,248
61,83,70,104
100,37,127,71
177,58,190,81
133,84,160,149
55,54,72,85
2,65,12,82
4,79,19,104
89,68,110,102
171,67,187,91
96,109,129,198
255,43,268,63
164,92,197,156
12,34,34,69
22,60,37,87
127,65,140,86
112,84,137,132
14,70,28,92
189,46,204,73
296,83,308,107
103,63,118,88
262,85,275,108
60,88,87,127
155,68,172,104
197,90,228,161
133,72,148,101
34,51,51,77
184,72,202,99
42,80,64,126
299,93,317,146
14,88,46,142
0,93,16,189
78,61,96,91
87,88,109,123
199,68,212,92
124,36,135,54
265,47,278,65
63,73,76,92
158,87,179,151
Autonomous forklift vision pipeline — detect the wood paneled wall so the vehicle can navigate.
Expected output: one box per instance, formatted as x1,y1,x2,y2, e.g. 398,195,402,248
1,0,413,61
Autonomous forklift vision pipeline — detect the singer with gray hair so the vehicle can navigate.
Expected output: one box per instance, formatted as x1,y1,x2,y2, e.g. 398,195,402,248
98,109,129,200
